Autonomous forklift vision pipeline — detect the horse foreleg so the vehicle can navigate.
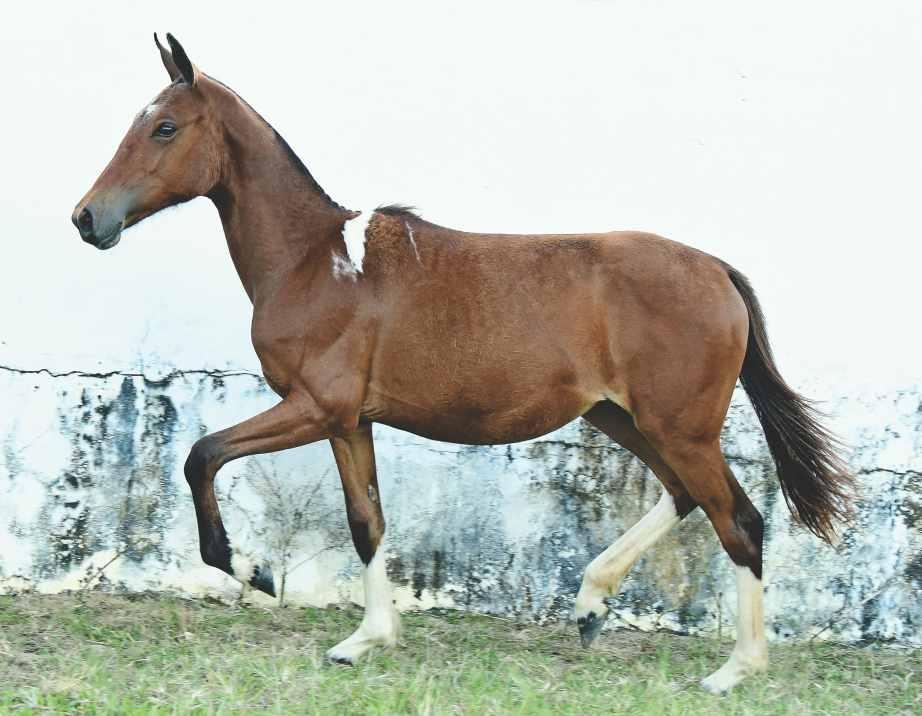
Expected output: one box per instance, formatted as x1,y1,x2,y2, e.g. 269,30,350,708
325,424,400,664
184,395,329,596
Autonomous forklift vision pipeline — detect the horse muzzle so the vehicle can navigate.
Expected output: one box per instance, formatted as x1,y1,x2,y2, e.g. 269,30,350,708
71,203,124,250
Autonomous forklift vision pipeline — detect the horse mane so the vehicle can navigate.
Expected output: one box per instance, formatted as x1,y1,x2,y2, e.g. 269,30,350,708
375,204,421,219
206,75,349,213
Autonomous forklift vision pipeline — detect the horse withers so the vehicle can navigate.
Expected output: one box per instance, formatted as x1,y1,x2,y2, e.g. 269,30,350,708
71,34,853,693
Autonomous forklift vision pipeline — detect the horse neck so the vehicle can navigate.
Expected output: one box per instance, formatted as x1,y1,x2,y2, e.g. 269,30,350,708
207,109,350,302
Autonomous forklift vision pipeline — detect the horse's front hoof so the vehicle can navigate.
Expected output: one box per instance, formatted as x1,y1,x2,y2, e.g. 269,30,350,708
577,610,606,648
230,550,276,597
250,564,276,597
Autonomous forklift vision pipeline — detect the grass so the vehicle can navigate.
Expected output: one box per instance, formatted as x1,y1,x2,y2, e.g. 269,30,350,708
0,593,917,715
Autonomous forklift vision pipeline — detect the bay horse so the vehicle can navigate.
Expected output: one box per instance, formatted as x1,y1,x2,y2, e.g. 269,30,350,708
71,34,853,693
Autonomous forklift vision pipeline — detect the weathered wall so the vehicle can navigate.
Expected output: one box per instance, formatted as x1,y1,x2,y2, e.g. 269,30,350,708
0,365,919,644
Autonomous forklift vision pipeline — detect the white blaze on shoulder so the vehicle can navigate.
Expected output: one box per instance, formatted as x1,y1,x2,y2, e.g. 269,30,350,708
325,548,401,663
331,251,359,281
341,211,374,274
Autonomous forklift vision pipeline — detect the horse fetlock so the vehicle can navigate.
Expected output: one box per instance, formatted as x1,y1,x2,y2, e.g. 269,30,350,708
358,604,401,646
230,549,276,598
325,613,400,665
574,568,611,620
700,646,768,694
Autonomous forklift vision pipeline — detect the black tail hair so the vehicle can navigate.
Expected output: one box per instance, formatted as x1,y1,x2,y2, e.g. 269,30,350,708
725,265,855,543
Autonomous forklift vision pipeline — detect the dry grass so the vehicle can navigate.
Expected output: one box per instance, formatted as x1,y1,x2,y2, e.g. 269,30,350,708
0,593,918,714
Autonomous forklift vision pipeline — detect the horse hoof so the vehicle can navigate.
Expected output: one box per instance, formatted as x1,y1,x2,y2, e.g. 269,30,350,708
250,564,276,597
325,652,355,666
700,677,729,695
577,610,606,648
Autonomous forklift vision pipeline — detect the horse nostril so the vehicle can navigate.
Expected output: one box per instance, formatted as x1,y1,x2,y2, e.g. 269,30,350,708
76,208,94,234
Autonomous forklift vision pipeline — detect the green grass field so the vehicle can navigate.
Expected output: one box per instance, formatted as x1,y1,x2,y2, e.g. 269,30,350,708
0,593,917,714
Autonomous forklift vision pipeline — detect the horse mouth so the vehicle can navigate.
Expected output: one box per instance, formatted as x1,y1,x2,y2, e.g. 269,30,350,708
95,226,123,250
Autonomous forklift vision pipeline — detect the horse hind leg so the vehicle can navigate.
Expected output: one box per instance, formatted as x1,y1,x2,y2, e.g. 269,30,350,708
574,402,697,646
645,431,768,693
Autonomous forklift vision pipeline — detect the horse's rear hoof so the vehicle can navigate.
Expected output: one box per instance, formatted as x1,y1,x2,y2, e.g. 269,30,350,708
250,564,276,597
325,652,355,666
577,610,606,648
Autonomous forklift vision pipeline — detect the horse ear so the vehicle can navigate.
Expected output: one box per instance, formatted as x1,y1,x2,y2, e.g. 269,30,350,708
165,33,200,86
154,33,180,82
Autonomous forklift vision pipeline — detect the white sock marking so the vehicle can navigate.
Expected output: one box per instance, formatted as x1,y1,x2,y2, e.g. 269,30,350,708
326,549,400,663
701,565,768,693
575,491,680,622
229,546,256,584
359,550,397,634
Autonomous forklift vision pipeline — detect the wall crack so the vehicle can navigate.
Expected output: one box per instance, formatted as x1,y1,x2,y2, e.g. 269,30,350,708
0,363,263,385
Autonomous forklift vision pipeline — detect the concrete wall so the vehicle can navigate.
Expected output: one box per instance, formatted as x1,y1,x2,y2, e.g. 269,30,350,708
3,1,922,646
1,364,918,644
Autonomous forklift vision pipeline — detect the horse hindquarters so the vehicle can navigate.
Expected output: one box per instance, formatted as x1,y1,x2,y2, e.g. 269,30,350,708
575,260,770,691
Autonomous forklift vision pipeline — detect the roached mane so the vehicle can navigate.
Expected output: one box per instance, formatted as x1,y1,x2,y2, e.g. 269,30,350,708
210,74,424,221
374,204,421,219
207,75,350,214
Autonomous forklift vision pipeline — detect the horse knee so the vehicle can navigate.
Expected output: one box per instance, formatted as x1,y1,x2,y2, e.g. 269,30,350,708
185,434,225,484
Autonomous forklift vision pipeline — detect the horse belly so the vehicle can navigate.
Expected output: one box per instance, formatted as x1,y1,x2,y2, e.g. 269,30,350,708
370,375,602,445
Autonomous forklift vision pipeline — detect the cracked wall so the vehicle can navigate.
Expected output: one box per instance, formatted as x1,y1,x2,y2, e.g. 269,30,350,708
0,364,919,644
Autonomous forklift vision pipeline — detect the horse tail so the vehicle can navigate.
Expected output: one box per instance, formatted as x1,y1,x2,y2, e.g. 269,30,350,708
724,264,855,543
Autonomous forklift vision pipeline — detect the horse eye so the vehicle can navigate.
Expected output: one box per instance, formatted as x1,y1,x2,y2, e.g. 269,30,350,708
154,122,177,138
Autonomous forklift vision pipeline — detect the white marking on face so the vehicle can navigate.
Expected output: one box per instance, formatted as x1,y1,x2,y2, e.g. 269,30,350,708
139,103,159,122
404,220,421,263
341,211,374,274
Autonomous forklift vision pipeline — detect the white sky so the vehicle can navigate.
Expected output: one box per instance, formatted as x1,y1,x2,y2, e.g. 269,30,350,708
2,1,921,389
